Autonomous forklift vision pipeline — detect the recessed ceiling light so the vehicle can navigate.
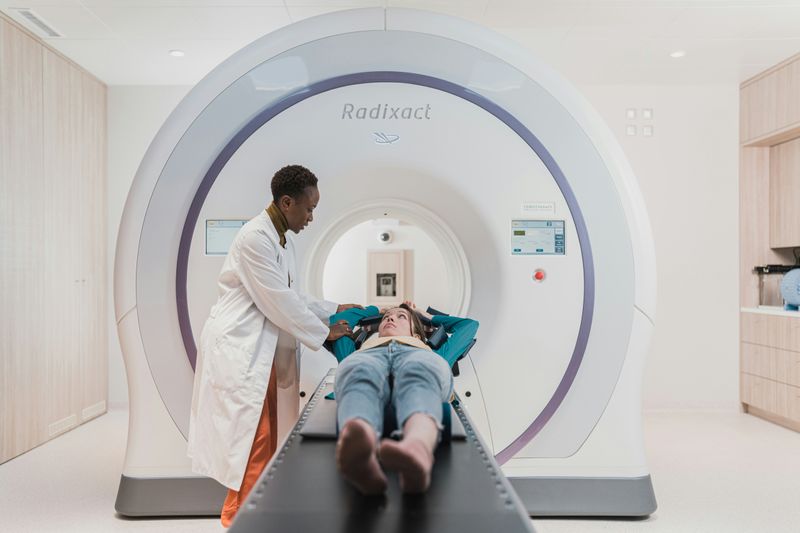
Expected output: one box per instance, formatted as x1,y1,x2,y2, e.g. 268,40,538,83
669,50,686,59
169,49,185,58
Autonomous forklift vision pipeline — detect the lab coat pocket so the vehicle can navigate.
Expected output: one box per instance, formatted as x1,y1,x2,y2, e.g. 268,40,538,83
206,338,250,392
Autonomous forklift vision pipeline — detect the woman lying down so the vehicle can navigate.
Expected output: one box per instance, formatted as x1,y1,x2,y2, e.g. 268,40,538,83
328,302,479,495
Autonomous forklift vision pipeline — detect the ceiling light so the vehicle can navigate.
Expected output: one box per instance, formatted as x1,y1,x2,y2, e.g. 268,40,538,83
11,8,62,38
169,49,185,58
669,50,686,59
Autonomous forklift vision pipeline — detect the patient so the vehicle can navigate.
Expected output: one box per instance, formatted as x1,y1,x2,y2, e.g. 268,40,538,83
330,302,478,495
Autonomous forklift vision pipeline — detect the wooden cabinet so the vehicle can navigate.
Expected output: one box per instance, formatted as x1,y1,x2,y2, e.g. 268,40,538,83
769,138,800,248
740,52,800,433
775,61,800,131
740,72,778,143
741,53,800,144
80,73,108,423
0,15,47,462
741,312,800,350
0,16,107,464
740,313,800,431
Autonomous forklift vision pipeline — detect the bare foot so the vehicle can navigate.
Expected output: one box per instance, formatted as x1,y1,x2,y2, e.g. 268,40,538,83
379,437,434,493
336,419,387,495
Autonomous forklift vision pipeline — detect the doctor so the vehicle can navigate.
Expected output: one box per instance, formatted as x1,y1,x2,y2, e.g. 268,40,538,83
188,165,356,526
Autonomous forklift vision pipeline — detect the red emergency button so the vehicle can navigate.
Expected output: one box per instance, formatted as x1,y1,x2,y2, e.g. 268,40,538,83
533,270,546,282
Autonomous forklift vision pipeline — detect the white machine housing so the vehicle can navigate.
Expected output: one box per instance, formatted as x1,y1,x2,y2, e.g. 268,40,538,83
115,7,657,516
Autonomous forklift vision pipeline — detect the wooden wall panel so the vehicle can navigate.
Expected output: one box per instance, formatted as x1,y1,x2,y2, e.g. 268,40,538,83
1,14,107,463
0,18,46,463
43,48,84,439
80,73,108,421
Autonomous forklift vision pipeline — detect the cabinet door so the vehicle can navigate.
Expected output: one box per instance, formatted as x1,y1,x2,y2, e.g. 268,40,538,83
742,341,800,386
741,57,800,143
769,137,800,248
788,384,800,423
775,62,800,133
741,313,800,352
0,18,46,463
741,342,773,380
0,20,107,464
743,73,778,142
79,72,108,422
43,48,84,439
741,373,787,418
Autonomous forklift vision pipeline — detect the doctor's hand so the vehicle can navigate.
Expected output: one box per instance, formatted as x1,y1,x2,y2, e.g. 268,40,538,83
327,320,352,341
336,303,364,313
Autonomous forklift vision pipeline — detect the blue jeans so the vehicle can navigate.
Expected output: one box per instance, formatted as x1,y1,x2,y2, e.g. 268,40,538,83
335,340,454,437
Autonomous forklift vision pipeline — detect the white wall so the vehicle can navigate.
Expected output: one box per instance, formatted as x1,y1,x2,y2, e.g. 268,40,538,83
107,86,191,407
578,83,740,411
106,82,740,412
322,220,450,309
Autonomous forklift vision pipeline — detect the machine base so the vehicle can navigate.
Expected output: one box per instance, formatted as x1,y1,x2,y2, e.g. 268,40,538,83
509,475,657,517
114,475,226,517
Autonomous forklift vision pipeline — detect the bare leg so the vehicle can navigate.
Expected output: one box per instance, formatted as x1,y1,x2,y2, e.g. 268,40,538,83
336,418,388,495
379,413,438,493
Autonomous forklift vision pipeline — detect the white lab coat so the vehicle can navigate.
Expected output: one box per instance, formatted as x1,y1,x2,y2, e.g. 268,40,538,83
187,211,336,490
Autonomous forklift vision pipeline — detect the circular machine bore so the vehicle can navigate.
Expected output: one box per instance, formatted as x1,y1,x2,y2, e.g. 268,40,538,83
310,199,472,317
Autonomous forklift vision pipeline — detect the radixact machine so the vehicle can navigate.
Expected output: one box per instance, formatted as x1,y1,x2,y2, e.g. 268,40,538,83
114,7,657,523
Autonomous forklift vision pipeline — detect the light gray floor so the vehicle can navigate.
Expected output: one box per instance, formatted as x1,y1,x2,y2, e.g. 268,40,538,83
2,407,799,532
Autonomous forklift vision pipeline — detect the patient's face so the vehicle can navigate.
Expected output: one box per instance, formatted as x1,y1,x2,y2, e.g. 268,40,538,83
378,308,413,337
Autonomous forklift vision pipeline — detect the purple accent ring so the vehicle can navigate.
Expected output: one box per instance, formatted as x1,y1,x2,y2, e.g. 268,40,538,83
176,71,595,465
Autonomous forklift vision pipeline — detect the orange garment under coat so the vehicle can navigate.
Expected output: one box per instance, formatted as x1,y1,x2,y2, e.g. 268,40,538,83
220,362,278,528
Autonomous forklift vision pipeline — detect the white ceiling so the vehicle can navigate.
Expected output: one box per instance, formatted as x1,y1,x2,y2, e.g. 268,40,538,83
2,0,799,86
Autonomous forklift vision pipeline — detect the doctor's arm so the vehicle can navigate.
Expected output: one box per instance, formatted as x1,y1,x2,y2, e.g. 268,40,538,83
327,306,380,362
294,286,338,322
238,231,338,351
297,288,362,319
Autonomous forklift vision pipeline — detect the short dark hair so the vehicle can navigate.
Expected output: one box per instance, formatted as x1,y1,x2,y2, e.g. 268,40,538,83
271,165,318,202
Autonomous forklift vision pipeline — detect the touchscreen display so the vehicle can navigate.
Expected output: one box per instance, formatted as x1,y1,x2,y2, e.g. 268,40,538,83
511,220,565,255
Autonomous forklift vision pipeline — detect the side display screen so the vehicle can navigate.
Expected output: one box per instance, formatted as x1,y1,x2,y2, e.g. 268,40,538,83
206,220,247,255
511,219,565,255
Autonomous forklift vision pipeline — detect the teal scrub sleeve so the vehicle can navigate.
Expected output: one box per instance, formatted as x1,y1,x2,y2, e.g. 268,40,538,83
328,306,380,363
431,315,479,367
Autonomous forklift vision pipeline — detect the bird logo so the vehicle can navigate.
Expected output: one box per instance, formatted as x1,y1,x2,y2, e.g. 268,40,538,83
373,132,400,144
